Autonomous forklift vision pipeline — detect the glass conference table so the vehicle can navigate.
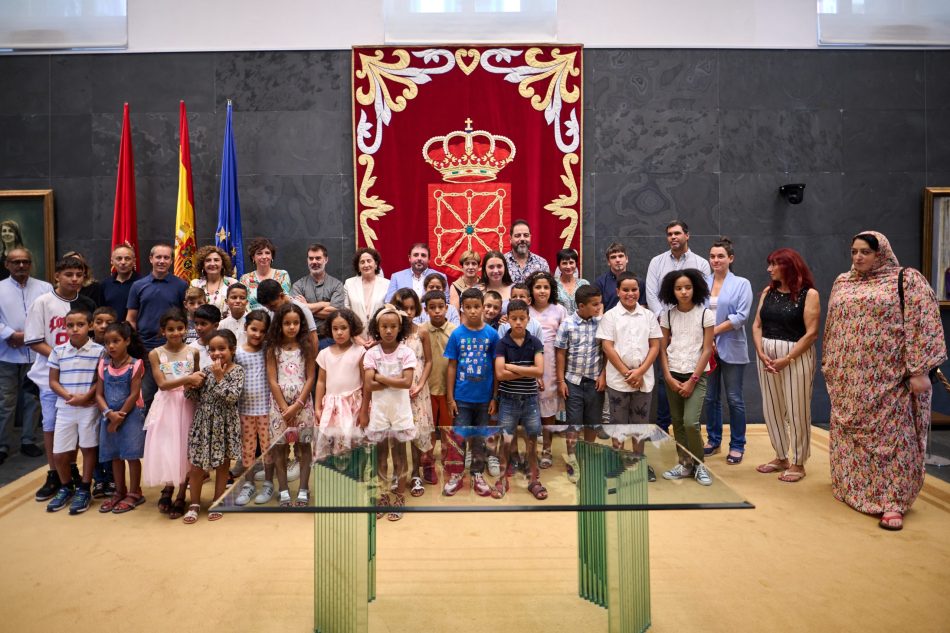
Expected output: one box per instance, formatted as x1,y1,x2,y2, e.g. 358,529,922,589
216,425,753,633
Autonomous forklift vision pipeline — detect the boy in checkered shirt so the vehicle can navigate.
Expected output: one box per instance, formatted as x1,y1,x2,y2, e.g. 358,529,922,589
554,285,606,483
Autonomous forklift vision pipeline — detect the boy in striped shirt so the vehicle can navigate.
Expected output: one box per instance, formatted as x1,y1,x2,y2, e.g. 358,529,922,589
493,299,545,499
46,308,104,514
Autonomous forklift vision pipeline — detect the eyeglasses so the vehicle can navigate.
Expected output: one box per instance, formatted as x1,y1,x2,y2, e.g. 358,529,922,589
8,259,31,266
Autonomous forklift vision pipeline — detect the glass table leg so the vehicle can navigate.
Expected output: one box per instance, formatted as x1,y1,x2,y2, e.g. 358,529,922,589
313,446,376,633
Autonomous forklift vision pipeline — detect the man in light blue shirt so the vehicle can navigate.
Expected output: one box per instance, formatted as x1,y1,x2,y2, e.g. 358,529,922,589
384,242,446,302
644,220,711,432
0,248,52,462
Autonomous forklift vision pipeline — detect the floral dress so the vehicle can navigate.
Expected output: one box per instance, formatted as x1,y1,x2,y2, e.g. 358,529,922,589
240,269,291,310
268,347,316,444
822,231,947,515
405,329,434,452
191,276,238,314
186,364,245,470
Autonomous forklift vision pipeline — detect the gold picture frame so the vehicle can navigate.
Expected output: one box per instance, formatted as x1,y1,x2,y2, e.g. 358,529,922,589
0,189,55,282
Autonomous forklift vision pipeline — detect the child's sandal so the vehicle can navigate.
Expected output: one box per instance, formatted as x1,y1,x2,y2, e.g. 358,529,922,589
539,450,553,469
99,493,123,513
528,480,548,500
157,486,174,513
278,490,292,508
182,504,200,524
409,477,425,498
386,492,405,522
207,510,224,521
375,492,391,520
491,476,509,499
294,489,310,507
168,499,186,520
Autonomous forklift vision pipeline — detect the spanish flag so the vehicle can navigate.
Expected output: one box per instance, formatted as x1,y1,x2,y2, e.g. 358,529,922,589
173,100,197,281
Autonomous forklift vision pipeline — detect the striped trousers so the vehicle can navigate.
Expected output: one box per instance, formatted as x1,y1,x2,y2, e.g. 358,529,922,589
757,338,816,465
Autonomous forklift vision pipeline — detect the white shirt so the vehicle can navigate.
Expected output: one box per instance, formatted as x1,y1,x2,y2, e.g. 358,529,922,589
24,291,75,390
0,276,52,364
596,303,662,393
659,305,715,375
645,249,711,316
219,314,248,346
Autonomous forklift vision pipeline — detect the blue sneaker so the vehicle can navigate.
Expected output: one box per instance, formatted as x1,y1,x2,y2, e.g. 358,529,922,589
69,489,92,515
46,486,74,512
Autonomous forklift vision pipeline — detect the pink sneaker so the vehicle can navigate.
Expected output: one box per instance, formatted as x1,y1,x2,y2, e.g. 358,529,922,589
442,474,464,497
472,473,492,497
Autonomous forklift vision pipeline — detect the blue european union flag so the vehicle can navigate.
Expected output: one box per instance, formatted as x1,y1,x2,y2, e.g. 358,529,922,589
215,100,245,277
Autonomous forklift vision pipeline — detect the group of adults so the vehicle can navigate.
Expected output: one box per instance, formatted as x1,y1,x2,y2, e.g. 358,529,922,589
0,216,946,531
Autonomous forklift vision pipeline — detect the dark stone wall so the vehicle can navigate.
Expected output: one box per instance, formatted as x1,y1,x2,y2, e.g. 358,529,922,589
1,48,948,421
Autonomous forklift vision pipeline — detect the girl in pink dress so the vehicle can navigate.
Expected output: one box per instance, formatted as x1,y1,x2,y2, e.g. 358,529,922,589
315,309,365,460
526,271,568,469
142,309,203,519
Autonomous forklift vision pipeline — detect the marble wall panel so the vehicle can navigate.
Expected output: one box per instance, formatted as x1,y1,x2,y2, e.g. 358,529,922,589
720,109,842,173
0,56,48,115
587,49,718,111
842,109,925,173
215,51,348,112
0,115,49,178
50,115,93,178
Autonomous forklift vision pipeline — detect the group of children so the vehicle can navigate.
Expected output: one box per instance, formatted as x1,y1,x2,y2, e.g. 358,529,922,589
29,254,719,524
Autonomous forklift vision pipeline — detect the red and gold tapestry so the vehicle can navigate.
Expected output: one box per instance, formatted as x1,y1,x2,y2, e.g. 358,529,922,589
352,45,583,279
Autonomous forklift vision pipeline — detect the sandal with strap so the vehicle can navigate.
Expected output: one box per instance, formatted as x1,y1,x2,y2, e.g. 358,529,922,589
386,492,405,522
294,489,310,507
409,477,425,498
157,486,174,513
778,469,806,483
207,509,223,521
375,492,391,520
879,512,903,531
112,492,146,514
726,451,744,465
539,450,553,469
528,480,548,500
491,476,509,499
183,504,200,524
99,493,123,513
756,459,788,474
169,499,186,520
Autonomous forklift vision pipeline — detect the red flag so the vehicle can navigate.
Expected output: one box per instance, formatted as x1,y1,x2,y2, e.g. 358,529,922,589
112,102,139,269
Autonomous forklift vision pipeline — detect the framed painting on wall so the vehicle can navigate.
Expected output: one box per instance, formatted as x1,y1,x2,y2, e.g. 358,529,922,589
0,189,55,282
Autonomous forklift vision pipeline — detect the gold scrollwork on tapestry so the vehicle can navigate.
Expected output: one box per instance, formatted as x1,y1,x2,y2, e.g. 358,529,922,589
355,49,418,112
357,154,393,249
455,48,481,75
544,153,580,248
519,48,581,112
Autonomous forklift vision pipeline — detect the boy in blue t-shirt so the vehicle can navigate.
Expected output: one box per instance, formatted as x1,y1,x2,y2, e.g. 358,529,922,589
443,288,499,497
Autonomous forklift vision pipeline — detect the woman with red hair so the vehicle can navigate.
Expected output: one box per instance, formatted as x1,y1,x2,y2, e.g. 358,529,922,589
751,248,821,483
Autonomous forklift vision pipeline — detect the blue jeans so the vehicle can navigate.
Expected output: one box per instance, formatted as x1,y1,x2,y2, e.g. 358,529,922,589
0,361,41,450
703,358,747,452
497,393,541,437
452,401,491,474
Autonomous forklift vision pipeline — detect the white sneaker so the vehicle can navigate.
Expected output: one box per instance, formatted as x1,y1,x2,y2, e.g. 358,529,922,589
694,464,713,486
287,460,300,482
662,463,694,480
487,456,501,478
253,464,265,482
254,482,275,505
235,482,256,506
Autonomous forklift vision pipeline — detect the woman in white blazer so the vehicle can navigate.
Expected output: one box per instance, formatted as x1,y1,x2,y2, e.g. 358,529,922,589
344,247,389,344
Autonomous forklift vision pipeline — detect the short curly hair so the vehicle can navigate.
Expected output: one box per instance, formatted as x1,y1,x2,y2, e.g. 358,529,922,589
195,245,233,278
320,307,364,339
246,237,277,262
352,247,381,275
658,268,709,308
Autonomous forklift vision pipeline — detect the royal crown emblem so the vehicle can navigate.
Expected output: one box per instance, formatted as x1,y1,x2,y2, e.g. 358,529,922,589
422,118,516,184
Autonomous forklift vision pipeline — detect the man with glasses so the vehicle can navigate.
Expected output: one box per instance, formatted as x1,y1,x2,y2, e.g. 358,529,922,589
0,248,52,464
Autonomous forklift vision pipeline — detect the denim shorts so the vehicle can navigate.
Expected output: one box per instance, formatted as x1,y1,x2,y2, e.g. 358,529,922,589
98,406,147,461
497,393,542,437
40,388,58,433
564,378,605,428
452,401,493,439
